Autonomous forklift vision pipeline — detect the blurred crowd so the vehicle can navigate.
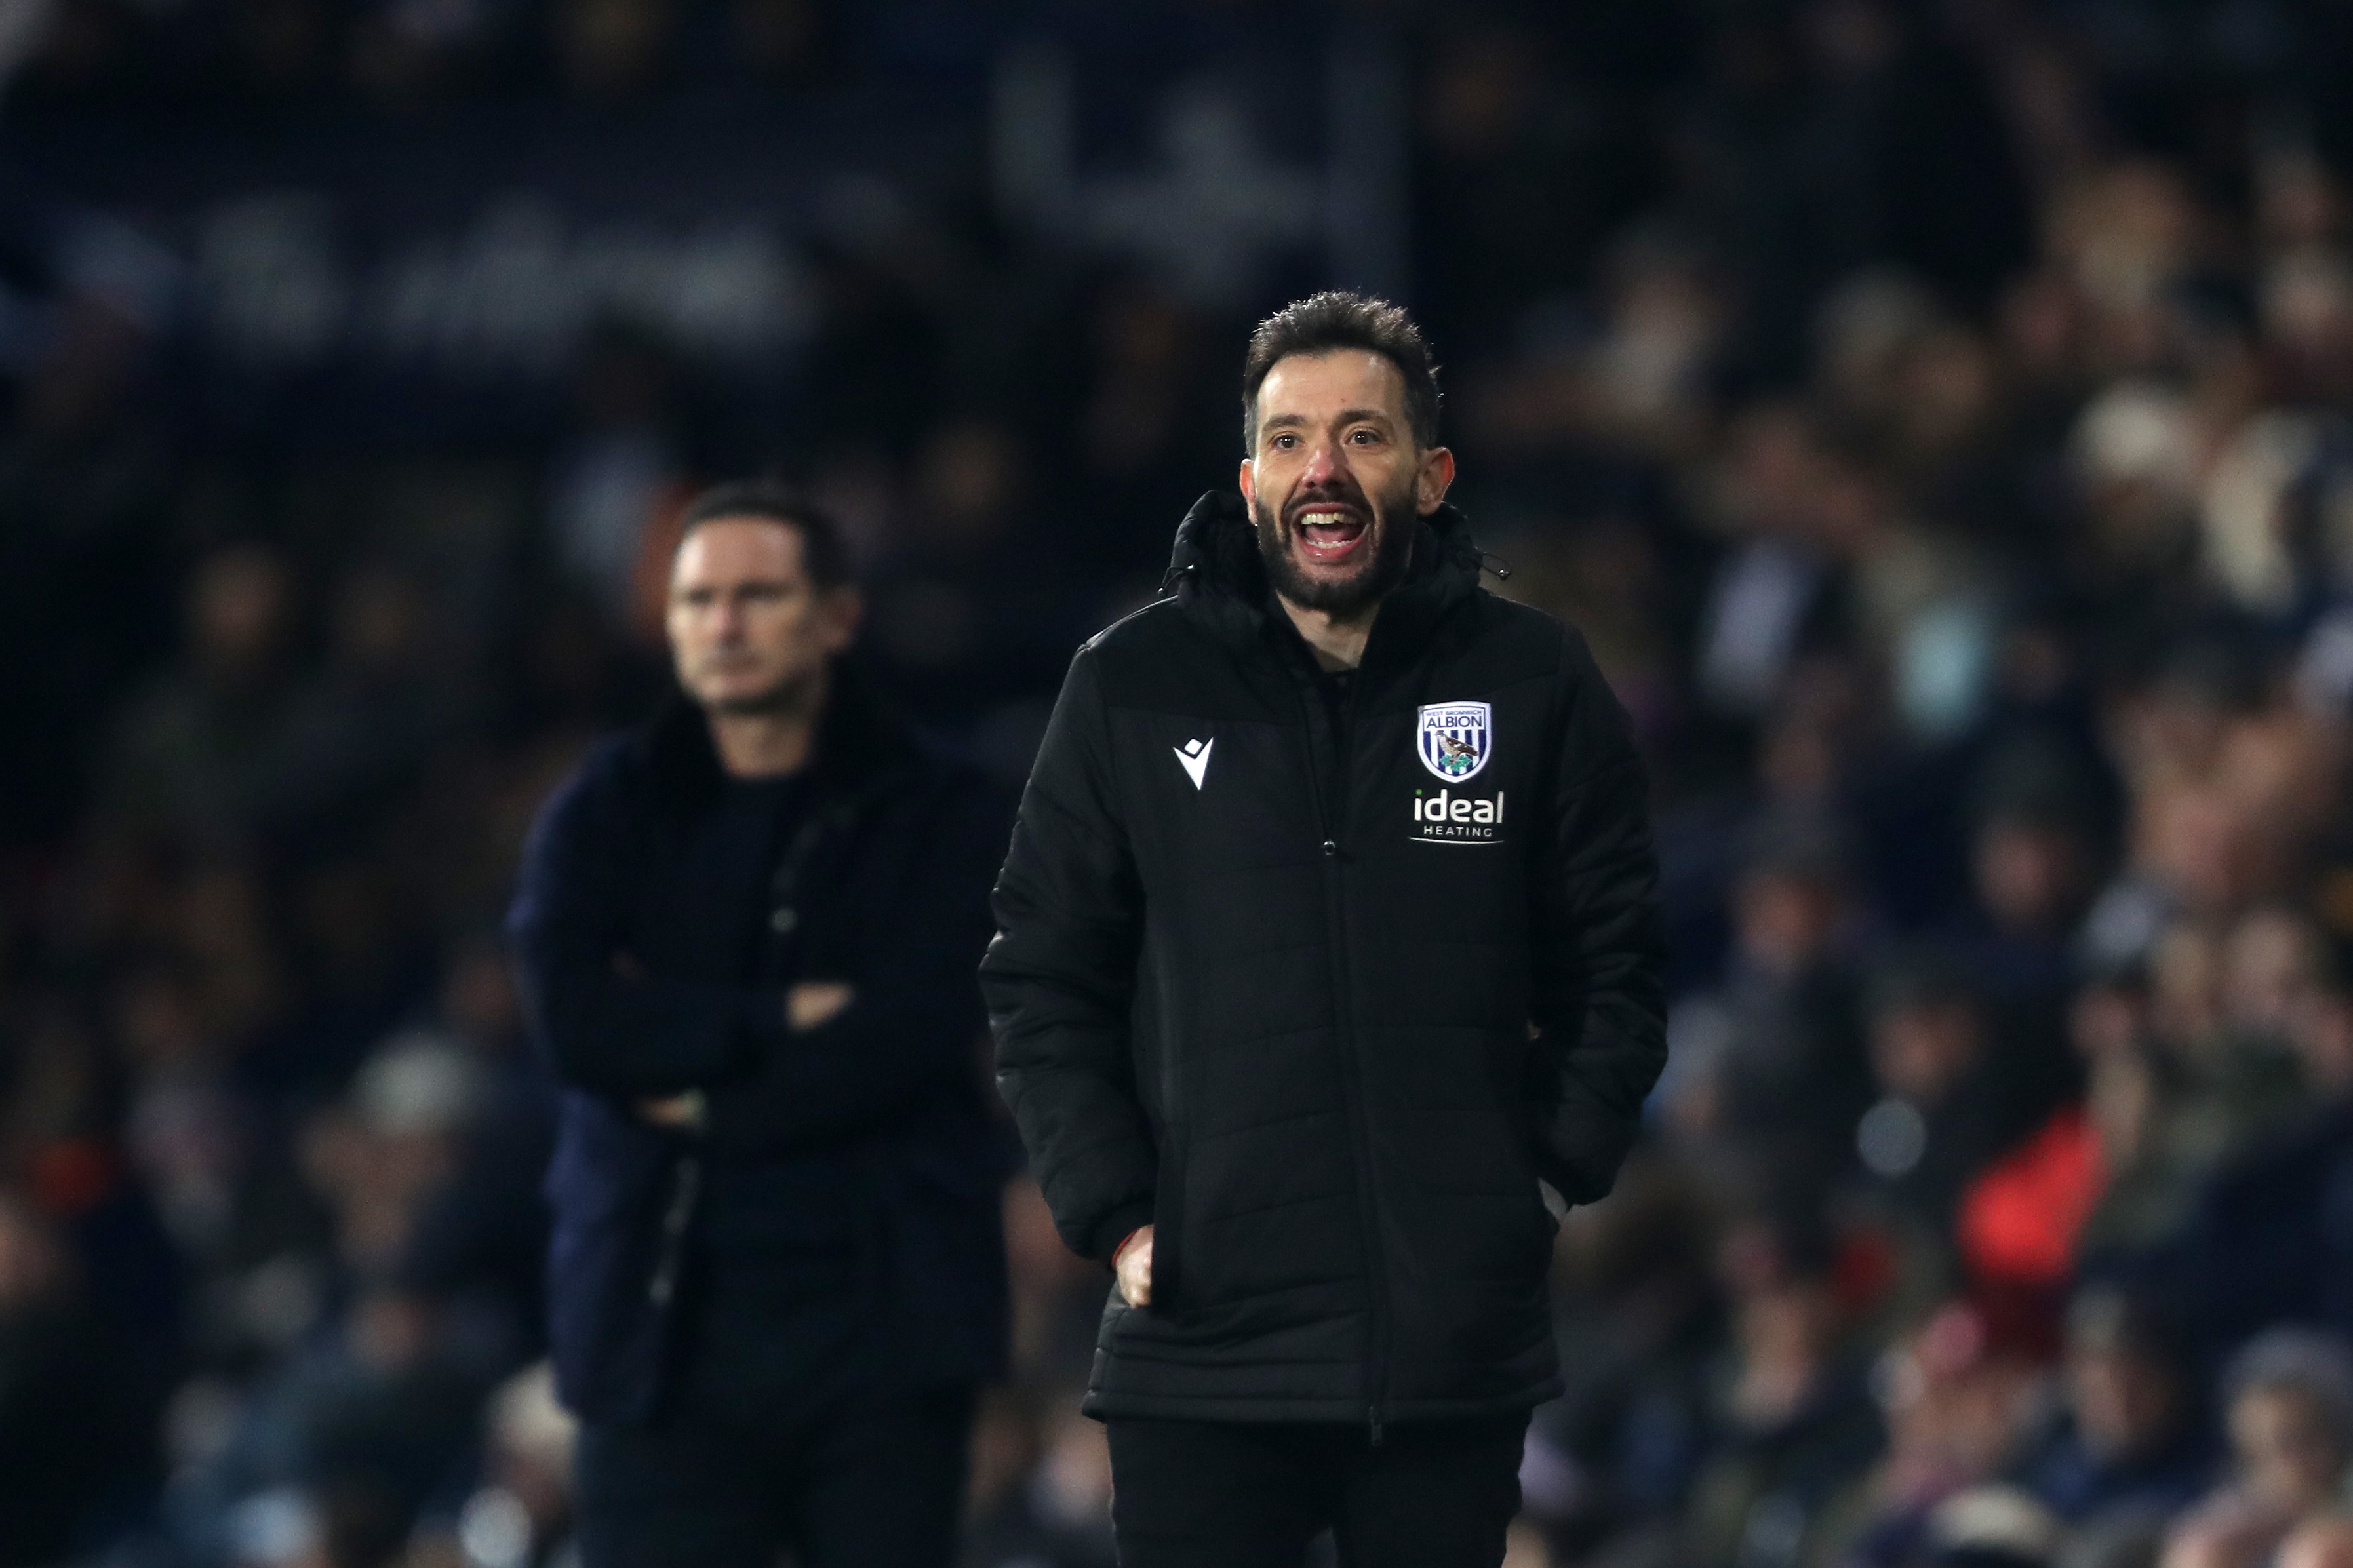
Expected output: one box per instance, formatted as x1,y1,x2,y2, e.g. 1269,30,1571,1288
13,2,2353,1567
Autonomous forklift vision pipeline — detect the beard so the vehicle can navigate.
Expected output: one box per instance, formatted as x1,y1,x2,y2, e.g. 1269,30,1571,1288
1251,469,1419,617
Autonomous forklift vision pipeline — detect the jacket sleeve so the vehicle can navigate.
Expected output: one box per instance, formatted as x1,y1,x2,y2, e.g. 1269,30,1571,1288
1526,631,1669,1204
980,648,1157,1261
699,781,1009,1160
505,755,773,1098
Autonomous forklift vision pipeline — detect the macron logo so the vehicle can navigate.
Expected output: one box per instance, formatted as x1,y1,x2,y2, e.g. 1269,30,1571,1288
1174,737,1213,790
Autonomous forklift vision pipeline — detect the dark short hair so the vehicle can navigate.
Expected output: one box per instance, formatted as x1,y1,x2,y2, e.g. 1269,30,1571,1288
676,482,852,590
1240,291,1442,452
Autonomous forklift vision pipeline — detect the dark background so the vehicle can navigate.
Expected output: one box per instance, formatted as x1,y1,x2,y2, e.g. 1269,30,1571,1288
11,1,2353,1565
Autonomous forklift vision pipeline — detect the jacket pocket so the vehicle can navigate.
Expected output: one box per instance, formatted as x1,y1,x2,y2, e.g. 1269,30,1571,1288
1137,962,1187,1312
1147,1133,1186,1313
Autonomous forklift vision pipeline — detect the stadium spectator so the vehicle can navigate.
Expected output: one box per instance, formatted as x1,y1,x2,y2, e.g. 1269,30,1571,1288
1849,957,2043,1238
2158,1331,2353,1568
0,1186,152,1566
2011,1288,2212,1529
98,544,301,853
1666,817,1870,1207
1680,1213,1884,1568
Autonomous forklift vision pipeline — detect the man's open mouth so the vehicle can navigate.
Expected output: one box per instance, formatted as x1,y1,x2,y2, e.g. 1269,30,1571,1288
1292,507,1370,566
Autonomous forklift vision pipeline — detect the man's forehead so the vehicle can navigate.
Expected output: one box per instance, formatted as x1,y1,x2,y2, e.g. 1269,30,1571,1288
1256,350,1408,422
673,515,807,585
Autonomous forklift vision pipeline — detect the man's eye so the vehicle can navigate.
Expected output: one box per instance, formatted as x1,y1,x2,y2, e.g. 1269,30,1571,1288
1351,429,1379,444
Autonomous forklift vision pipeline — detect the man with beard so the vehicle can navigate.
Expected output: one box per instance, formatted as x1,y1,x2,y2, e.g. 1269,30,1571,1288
509,487,1007,1567
983,293,1668,1565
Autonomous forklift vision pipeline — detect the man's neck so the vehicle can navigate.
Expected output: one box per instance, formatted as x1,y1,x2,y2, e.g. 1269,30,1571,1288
705,676,826,779
1276,594,1379,672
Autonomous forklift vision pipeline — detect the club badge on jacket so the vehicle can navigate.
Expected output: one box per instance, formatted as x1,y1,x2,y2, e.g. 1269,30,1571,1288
1417,703,1492,781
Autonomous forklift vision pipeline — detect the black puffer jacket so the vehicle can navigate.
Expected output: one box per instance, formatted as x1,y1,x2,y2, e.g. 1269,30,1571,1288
982,492,1667,1428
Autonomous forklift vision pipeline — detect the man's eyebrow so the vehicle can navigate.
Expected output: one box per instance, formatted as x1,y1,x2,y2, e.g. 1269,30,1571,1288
1260,408,1395,430
674,577,794,594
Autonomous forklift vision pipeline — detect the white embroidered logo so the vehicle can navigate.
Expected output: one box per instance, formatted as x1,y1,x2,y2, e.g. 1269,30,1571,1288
1174,737,1213,790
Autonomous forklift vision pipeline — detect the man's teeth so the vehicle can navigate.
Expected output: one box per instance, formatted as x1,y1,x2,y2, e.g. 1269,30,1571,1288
1299,511,1356,528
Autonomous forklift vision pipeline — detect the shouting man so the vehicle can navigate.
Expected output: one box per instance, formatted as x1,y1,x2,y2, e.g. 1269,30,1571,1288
982,292,1669,1565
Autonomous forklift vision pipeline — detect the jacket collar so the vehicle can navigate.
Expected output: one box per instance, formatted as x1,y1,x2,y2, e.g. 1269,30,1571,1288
639,656,918,821
1159,488,1485,680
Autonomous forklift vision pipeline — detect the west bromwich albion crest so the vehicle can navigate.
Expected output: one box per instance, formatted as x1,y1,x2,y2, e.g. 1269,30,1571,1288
1417,702,1493,783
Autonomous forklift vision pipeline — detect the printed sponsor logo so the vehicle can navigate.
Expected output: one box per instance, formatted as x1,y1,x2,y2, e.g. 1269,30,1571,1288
1413,787,1505,842
1174,736,1212,789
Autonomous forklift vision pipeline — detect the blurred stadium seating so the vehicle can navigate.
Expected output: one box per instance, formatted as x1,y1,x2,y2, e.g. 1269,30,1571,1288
12,3,2353,1565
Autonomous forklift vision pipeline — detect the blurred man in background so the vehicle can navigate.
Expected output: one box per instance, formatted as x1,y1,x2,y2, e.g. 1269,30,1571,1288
985,293,1668,1566
507,485,1008,1567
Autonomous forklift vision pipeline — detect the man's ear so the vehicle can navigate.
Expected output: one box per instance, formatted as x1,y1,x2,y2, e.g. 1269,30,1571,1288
1415,446,1457,515
1237,456,1257,509
822,586,863,652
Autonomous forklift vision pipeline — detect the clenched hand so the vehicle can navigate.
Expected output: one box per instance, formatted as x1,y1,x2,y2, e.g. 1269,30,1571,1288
789,981,854,1032
1115,1224,1154,1308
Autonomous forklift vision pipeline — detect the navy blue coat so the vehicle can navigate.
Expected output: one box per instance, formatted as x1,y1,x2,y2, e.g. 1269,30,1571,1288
507,673,1010,1423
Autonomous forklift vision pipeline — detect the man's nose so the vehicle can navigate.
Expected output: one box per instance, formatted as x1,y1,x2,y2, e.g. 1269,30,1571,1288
1300,440,1343,488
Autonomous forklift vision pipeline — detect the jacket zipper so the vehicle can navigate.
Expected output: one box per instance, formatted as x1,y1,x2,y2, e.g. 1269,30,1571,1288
1296,673,1391,1446
767,802,844,930
647,1153,701,1305
1154,947,1184,1308
643,787,869,1315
